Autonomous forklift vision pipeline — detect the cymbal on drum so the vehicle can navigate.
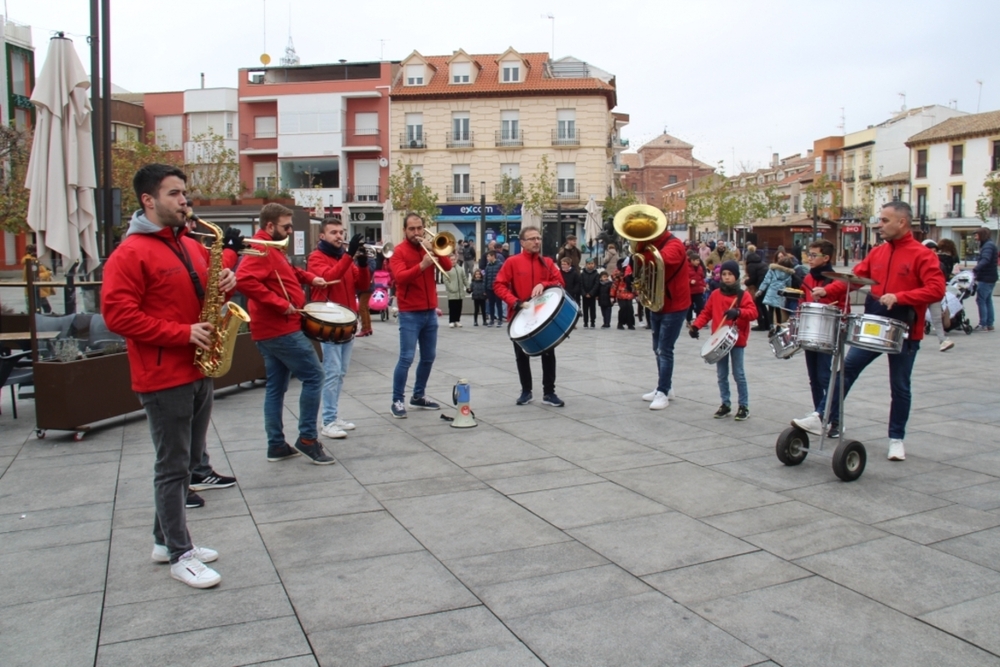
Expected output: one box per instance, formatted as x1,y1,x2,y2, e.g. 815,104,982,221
820,271,878,286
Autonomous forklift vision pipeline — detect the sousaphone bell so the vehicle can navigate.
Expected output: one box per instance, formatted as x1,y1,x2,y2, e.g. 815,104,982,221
613,204,667,311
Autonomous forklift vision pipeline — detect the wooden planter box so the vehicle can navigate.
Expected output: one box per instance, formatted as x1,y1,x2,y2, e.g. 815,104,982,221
208,198,233,206
33,333,266,434
243,197,265,205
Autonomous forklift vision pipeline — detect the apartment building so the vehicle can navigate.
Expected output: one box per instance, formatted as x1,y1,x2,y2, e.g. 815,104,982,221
907,109,1000,257
0,16,34,271
390,49,626,257
237,61,396,241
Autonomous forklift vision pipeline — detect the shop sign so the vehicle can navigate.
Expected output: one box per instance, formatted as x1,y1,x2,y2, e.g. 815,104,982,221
841,225,862,233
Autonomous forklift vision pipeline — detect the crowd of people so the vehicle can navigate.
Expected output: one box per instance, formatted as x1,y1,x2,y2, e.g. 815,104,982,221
94,163,998,592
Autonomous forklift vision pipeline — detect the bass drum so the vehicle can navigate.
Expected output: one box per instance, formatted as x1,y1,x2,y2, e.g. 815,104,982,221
301,302,358,344
509,287,580,356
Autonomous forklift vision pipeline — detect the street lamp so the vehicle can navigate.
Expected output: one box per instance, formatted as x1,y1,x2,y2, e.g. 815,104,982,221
480,181,486,261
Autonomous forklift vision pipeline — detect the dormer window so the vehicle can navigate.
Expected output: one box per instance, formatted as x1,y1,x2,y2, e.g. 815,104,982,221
501,61,520,83
451,62,471,84
405,64,425,86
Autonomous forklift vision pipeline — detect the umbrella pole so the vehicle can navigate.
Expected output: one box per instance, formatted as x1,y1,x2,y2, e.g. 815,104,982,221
101,0,113,258
26,259,39,363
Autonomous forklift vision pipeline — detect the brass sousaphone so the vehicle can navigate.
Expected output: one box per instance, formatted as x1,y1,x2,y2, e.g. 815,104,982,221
613,204,667,311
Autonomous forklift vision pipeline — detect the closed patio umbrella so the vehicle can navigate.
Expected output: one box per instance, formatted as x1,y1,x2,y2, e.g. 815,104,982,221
584,195,603,247
25,35,99,265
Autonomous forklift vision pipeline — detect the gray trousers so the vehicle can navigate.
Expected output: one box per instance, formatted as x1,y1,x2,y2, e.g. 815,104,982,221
138,378,213,563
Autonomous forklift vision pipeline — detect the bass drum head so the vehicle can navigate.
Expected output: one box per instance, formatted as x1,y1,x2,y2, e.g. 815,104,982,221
303,302,357,324
509,288,565,339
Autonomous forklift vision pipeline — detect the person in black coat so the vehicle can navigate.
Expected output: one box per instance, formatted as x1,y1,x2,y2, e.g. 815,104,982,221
559,257,582,308
597,270,614,328
580,259,600,328
743,245,770,330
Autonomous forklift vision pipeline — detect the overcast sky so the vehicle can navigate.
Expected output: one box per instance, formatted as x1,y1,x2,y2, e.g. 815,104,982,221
17,0,998,175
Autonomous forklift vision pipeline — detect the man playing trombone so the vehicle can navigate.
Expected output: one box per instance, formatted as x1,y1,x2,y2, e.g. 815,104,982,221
236,203,333,464
388,213,453,418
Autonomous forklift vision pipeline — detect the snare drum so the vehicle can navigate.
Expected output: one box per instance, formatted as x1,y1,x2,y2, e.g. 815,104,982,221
300,302,358,344
796,302,841,353
769,320,800,359
701,325,738,364
847,314,908,354
509,287,580,356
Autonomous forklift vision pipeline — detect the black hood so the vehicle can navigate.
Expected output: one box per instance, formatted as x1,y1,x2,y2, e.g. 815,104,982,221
745,251,762,264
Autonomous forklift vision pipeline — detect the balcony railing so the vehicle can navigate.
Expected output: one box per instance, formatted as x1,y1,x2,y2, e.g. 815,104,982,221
858,171,872,180
240,133,278,151
495,130,524,148
843,173,856,183
345,185,380,202
552,129,580,146
446,132,475,149
446,184,475,202
615,163,630,172
556,183,580,201
344,128,380,148
399,133,426,150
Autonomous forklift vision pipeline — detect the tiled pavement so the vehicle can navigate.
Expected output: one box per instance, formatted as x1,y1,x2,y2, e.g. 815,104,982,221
3,308,1000,666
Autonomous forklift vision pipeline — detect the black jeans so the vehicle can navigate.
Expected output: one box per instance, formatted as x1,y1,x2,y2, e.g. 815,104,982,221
617,299,635,328
448,299,463,323
473,299,487,324
582,297,596,325
512,342,556,395
138,378,213,563
601,306,612,326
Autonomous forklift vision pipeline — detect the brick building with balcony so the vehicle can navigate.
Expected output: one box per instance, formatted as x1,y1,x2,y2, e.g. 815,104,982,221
237,60,397,241
619,133,715,206
390,49,626,258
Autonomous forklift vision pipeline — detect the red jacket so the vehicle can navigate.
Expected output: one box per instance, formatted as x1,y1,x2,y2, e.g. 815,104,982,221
102,226,211,393
688,263,707,295
236,229,319,341
693,288,758,347
802,267,849,312
493,251,565,320
853,232,945,341
389,238,452,311
307,247,369,309
642,231,690,314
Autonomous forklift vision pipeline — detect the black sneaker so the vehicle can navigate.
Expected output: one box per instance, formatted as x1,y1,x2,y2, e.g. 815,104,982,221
189,471,237,491
293,438,336,465
542,393,565,407
186,491,205,509
734,405,750,421
828,423,840,439
409,396,440,410
267,443,302,462
713,404,732,419
516,391,533,405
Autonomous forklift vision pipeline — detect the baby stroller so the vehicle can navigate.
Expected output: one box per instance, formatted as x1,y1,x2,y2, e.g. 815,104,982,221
370,268,396,322
926,269,976,336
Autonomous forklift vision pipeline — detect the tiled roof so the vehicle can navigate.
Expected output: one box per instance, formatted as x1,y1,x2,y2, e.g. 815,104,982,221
906,109,1000,146
872,171,910,184
638,133,693,151
644,151,714,170
621,153,642,169
391,51,616,104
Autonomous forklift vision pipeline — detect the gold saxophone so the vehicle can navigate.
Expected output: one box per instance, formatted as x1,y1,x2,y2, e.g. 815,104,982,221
191,215,251,378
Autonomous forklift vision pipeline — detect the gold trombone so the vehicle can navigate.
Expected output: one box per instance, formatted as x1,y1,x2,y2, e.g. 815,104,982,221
613,204,667,311
419,230,455,272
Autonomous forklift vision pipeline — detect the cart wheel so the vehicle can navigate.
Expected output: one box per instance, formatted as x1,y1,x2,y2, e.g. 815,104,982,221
776,426,809,466
832,440,866,481
73,431,86,442
35,429,46,439
964,322,973,335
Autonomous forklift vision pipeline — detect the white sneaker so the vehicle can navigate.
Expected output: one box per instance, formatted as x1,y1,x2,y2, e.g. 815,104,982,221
321,422,348,439
152,544,218,564
331,418,355,431
888,439,906,461
940,339,954,352
449,322,456,328
170,550,221,588
792,412,823,436
643,389,675,401
649,391,669,410
456,322,463,328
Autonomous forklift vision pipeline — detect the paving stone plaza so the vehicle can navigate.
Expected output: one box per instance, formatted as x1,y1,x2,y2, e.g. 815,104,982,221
3,305,1000,666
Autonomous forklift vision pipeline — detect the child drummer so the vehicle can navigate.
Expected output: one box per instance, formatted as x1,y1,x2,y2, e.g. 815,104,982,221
791,240,848,435
688,260,757,421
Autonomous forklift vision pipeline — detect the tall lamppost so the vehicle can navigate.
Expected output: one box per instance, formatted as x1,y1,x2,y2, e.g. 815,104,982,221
480,181,486,261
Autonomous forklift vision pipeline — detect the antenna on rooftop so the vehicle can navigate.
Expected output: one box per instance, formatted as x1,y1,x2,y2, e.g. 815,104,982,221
279,4,299,66
898,91,906,113
976,80,984,113
380,38,389,61
541,14,555,59
837,107,845,135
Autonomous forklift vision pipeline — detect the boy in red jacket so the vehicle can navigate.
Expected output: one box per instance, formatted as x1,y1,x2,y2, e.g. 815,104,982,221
689,260,757,421
236,204,332,465
103,164,236,589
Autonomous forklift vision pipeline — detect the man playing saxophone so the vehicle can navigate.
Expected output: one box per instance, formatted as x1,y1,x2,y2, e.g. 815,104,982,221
103,164,236,589
236,204,332,464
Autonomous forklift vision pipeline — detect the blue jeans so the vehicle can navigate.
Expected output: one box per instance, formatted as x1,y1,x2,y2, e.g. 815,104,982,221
976,281,995,327
649,309,687,394
716,345,748,407
804,350,833,415
321,339,354,425
487,292,503,322
256,332,323,447
393,309,438,402
827,339,920,439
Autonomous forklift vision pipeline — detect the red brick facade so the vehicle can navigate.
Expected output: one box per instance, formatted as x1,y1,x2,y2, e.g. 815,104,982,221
620,133,715,205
